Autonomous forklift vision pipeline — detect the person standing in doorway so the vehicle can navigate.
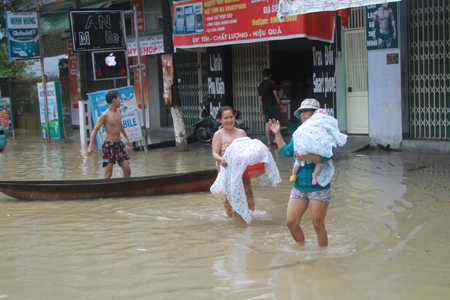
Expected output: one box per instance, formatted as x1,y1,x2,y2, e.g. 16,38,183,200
258,69,283,146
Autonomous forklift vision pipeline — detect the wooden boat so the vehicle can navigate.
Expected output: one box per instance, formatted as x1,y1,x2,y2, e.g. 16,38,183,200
0,169,218,201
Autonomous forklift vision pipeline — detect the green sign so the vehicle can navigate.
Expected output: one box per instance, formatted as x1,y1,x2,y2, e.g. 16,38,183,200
0,97,13,131
37,82,65,139
5,11,40,61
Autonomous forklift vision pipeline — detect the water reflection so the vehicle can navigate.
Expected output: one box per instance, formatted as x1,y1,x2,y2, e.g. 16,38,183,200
0,132,450,299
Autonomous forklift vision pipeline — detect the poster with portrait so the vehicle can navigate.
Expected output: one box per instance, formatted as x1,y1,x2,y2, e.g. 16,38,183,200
366,3,399,50
87,86,143,149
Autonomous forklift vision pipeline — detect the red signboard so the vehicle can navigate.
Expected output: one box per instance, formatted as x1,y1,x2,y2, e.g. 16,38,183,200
173,0,334,48
68,39,79,109
131,0,149,111
131,0,146,34
134,56,148,109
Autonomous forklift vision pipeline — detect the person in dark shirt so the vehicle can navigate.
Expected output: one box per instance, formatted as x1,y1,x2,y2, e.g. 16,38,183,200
258,69,282,146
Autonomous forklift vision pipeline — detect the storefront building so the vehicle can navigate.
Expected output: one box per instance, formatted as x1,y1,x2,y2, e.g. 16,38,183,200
34,0,449,149
174,0,450,150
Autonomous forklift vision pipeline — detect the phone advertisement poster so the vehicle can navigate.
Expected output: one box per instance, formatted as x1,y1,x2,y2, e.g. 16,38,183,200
0,98,13,131
87,86,143,149
37,82,65,139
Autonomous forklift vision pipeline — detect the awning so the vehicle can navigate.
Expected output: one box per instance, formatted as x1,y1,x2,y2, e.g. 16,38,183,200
40,3,106,35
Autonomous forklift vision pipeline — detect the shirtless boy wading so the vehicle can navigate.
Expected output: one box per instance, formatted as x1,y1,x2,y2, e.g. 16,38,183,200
87,91,131,179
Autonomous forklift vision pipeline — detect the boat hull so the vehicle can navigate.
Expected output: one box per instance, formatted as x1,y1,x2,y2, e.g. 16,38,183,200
0,169,218,201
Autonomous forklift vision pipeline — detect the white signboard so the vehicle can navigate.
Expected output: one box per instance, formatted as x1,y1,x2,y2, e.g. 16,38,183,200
87,86,143,149
127,34,164,57
277,0,401,19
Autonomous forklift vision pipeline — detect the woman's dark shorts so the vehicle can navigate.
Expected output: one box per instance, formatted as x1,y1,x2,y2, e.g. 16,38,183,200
102,141,130,167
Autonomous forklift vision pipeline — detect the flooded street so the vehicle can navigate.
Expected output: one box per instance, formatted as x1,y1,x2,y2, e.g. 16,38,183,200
1,131,449,299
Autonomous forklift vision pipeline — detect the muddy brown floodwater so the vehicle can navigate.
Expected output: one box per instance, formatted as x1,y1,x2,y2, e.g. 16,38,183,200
1,130,449,299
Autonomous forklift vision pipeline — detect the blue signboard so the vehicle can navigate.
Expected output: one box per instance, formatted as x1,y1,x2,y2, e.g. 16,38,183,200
87,86,143,149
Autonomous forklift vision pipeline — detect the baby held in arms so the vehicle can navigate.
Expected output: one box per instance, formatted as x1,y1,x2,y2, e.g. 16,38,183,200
291,108,347,187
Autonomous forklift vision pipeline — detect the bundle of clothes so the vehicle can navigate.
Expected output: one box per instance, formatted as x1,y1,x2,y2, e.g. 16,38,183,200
210,137,281,224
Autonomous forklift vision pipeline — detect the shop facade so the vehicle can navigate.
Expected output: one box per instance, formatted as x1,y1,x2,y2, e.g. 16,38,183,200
34,0,449,149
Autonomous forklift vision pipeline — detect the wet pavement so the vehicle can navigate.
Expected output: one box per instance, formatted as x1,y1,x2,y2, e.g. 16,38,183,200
0,129,449,299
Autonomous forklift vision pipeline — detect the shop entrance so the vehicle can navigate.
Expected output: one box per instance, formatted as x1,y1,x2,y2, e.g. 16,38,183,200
269,39,314,130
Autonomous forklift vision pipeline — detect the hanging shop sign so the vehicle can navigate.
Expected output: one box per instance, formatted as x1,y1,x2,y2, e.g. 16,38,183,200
312,42,336,117
92,50,128,81
126,34,165,57
37,82,65,139
4,12,40,61
276,0,401,18
0,98,13,131
366,3,399,50
87,86,143,149
173,0,334,48
69,10,126,52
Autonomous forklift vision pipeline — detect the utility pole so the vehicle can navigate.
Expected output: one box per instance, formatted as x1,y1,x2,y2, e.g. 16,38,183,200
160,0,188,152
73,0,86,105
36,0,49,143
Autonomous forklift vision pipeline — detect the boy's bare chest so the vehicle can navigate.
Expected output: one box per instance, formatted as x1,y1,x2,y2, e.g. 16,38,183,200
105,111,121,126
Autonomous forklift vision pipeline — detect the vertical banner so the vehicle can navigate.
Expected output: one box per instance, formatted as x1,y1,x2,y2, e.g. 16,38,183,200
68,39,79,125
131,0,145,33
5,12,40,61
0,98,13,131
312,42,336,117
37,82,65,139
366,3,398,50
131,0,149,127
206,46,232,118
161,54,173,105
87,86,143,149
133,56,149,127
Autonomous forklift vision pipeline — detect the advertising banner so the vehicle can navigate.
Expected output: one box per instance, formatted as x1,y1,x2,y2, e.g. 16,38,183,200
0,98,13,131
126,34,165,56
173,0,335,48
5,12,40,61
37,82,65,139
161,54,173,105
312,42,336,117
276,0,401,17
87,86,143,149
366,3,399,50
